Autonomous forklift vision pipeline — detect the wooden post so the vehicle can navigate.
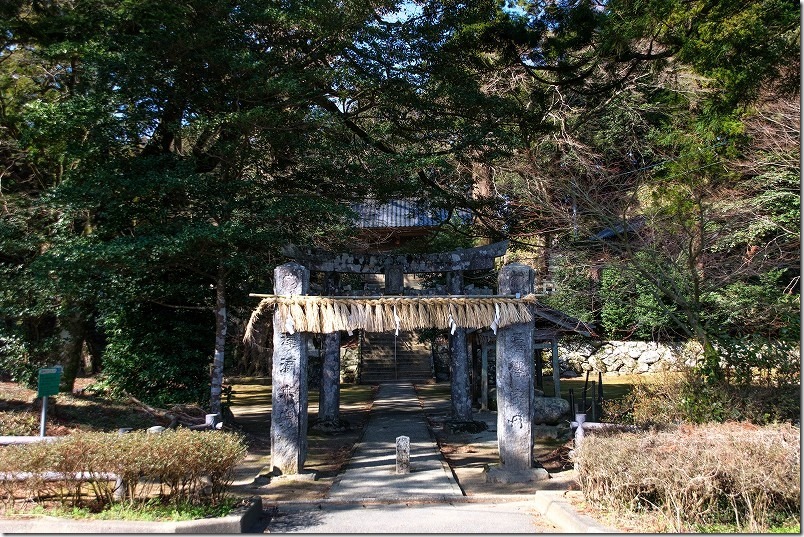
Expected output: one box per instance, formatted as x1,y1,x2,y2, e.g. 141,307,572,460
270,262,310,475
551,338,560,398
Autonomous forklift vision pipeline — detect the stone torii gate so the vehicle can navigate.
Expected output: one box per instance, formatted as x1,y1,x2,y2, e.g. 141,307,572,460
280,241,509,429
257,242,545,483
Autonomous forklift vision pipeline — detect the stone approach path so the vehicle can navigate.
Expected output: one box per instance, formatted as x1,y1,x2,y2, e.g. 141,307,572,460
258,382,558,533
325,382,462,501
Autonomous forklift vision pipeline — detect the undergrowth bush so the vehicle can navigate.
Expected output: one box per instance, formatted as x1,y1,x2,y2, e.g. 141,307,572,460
603,369,801,426
0,410,40,436
0,429,247,512
573,422,800,532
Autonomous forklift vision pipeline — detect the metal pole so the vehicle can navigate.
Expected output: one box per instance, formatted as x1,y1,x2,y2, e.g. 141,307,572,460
39,396,47,437
598,371,604,420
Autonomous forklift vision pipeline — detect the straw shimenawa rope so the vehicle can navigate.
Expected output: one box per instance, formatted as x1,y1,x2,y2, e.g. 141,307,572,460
244,294,540,344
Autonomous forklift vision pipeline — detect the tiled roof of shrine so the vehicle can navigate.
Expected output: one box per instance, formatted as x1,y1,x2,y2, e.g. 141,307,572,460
353,199,470,229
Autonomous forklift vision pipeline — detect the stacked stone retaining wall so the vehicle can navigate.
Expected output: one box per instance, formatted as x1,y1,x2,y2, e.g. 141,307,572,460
559,340,703,375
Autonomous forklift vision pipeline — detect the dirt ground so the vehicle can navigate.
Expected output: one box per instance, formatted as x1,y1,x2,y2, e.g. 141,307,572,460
226,380,378,503
226,380,582,504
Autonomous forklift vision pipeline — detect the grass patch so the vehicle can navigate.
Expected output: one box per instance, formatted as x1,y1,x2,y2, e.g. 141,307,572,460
10,497,241,521
0,380,162,436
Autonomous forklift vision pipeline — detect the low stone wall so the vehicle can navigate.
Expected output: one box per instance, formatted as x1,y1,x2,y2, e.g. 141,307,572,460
560,340,703,375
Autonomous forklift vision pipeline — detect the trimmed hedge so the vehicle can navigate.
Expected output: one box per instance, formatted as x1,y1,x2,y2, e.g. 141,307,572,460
0,429,247,510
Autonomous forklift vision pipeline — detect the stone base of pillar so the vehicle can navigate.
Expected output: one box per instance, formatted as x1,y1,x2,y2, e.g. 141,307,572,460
482,464,550,484
310,417,351,433
445,419,488,434
265,470,318,483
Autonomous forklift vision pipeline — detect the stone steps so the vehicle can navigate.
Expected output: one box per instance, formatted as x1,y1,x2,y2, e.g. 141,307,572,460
360,332,432,383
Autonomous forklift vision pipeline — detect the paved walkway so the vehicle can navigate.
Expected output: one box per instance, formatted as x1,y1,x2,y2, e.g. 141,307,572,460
325,382,463,501
263,382,556,533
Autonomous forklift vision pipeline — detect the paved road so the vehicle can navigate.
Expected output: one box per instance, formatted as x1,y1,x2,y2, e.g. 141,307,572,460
261,382,557,533
263,499,555,533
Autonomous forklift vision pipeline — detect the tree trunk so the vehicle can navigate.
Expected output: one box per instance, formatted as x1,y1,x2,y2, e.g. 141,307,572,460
58,312,85,393
210,266,227,415
471,161,494,246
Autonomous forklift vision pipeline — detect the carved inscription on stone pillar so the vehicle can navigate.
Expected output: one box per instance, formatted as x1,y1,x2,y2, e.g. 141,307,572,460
271,262,310,475
496,263,535,471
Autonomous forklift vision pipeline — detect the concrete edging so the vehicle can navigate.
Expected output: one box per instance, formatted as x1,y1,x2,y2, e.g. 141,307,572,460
0,497,262,534
533,491,618,533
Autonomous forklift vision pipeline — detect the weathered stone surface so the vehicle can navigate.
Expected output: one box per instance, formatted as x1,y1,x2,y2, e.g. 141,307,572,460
638,349,661,364
448,272,473,422
395,436,410,474
281,241,509,274
384,266,404,294
271,262,310,476
483,464,549,484
533,423,573,441
560,340,702,375
496,263,535,472
318,331,341,423
533,396,570,425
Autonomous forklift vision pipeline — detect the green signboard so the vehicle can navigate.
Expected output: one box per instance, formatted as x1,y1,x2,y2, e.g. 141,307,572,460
37,367,62,398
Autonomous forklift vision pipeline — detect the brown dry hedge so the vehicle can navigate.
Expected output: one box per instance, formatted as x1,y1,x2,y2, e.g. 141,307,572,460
573,422,800,532
0,429,247,510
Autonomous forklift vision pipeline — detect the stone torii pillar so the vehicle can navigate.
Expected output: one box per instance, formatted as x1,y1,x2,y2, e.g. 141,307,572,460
448,271,473,423
485,263,548,483
317,272,346,430
271,262,310,475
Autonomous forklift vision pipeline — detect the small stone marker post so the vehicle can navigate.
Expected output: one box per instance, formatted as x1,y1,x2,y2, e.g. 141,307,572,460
271,262,310,475
496,263,535,471
396,435,410,474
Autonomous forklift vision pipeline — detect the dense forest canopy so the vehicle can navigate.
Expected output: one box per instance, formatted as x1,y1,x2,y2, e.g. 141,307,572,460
0,0,799,407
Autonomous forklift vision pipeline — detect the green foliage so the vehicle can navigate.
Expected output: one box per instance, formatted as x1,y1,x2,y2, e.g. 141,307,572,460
542,255,596,324
15,497,240,521
0,410,40,436
599,266,677,340
0,0,800,406
95,303,211,407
